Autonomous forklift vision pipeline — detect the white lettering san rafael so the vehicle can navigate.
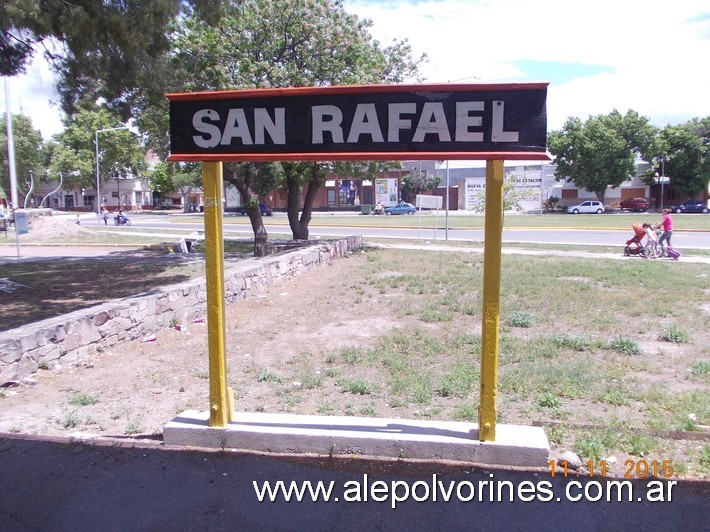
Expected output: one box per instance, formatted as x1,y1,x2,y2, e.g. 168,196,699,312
192,107,286,148
191,100,519,148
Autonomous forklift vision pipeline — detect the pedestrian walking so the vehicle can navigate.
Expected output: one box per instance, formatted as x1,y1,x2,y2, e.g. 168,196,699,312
653,209,674,252
102,207,109,225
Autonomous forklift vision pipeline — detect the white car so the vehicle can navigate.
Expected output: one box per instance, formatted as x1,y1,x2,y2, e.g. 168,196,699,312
567,200,605,214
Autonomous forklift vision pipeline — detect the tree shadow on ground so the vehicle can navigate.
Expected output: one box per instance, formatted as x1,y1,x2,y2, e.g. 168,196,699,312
0,250,204,331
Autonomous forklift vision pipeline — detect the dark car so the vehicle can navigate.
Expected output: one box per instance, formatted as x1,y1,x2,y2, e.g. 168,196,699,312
670,200,709,214
240,203,273,216
619,197,650,211
384,201,416,215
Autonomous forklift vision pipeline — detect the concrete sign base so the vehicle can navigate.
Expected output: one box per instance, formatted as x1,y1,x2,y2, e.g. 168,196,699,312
164,410,549,467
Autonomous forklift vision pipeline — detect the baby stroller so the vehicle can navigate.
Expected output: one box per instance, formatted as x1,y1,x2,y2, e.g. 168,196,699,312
624,223,646,256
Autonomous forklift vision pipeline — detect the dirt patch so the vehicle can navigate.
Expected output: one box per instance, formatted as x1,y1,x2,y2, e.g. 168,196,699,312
28,213,95,239
0,256,411,435
1,247,708,479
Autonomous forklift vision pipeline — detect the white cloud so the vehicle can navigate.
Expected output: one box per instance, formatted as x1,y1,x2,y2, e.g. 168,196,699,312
3,0,709,137
2,53,64,139
346,0,710,129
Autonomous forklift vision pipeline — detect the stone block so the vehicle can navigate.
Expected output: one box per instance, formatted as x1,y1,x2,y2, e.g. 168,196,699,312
61,332,83,354
35,344,61,364
18,332,39,353
0,339,21,364
16,351,39,379
93,310,110,327
0,238,361,376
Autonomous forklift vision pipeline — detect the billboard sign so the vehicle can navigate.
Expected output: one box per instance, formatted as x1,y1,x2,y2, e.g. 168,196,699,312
375,178,398,206
416,195,443,209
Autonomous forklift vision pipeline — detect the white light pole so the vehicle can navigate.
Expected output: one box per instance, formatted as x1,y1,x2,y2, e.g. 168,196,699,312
4,78,19,211
654,160,668,211
95,126,128,224
660,159,665,211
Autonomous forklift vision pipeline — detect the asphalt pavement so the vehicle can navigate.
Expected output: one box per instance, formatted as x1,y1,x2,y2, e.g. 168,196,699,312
1,434,708,531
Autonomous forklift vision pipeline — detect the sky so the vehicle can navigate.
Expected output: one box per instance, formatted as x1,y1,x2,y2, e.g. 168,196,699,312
2,0,709,140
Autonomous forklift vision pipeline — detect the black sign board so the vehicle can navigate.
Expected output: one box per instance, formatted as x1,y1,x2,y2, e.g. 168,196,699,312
168,83,548,162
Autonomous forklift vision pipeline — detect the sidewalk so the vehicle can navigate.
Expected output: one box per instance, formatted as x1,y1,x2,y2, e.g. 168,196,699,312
4,239,710,265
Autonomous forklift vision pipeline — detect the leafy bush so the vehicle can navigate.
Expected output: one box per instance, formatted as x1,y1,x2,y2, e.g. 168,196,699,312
68,394,100,406
336,377,375,395
692,361,710,376
538,392,561,408
574,434,606,461
544,196,560,210
659,325,691,343
506,311,537,328
551,334,591,351
609,336,641,356
256,369,284,384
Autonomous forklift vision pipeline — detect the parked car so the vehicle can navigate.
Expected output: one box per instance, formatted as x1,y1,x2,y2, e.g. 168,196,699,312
670,200,709,214
240,203,273,216
566,200,605,214
619,197,650,211
384,201,416,215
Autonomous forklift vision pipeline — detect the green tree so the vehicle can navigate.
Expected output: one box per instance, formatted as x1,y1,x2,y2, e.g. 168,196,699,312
135,0,424,250
548,113,636,202
0,1,231,118
147,161,202,213
50,106,145,208
0,113,46,206
400,169,441,203
224,162,283,255
661,117,709,198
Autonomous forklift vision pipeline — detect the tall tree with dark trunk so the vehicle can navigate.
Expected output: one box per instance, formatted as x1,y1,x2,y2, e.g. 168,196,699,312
224,162,282,256
281,162,329,241
141,0,424,251
5,0,422,253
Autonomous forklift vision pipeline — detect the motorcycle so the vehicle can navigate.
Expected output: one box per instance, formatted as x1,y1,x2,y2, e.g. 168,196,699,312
113,214,131,226
370,204,385,215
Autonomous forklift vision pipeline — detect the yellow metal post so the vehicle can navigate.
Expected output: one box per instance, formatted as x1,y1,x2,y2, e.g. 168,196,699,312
479,159,504,441
202,161,234,427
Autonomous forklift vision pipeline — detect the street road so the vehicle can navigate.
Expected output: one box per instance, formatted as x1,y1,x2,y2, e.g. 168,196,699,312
128,214,710,250
1,436,707,532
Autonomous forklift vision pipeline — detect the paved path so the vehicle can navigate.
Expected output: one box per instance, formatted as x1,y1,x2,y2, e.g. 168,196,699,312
3,241,710,266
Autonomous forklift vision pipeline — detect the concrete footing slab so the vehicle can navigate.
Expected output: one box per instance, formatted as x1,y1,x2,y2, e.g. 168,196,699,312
164,410,549,467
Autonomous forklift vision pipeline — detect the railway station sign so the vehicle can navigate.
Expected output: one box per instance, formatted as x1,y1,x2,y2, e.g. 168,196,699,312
168,83,548,162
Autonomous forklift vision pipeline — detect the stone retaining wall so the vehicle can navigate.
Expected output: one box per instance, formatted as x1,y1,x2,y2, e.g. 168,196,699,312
0,236,361,383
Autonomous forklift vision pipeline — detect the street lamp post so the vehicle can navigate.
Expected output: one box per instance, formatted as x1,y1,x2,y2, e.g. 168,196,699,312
660,159,665,211
95,126,129,224
654,160,667,211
